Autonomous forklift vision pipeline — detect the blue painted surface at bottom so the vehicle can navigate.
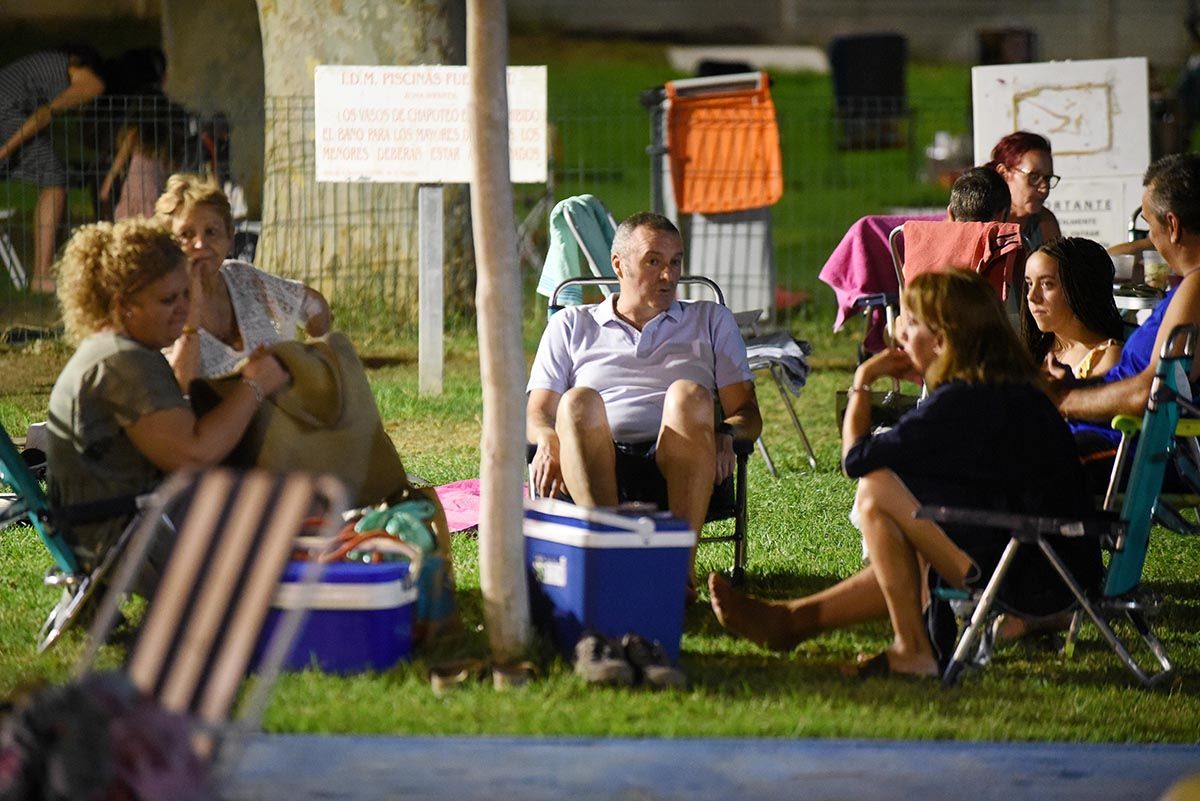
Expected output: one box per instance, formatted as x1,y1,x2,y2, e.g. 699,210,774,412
224,735,1200,801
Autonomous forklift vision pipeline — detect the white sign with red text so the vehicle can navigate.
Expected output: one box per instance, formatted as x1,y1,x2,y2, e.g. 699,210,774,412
315,65,547,184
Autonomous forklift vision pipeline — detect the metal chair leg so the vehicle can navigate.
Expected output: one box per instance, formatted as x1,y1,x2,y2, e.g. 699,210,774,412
755,436,778,478
731,448,749,585
1038,539,1175,687
943,537,1021,687
769,364,816,469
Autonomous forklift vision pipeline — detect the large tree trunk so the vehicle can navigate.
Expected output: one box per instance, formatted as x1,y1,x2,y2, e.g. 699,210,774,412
468,0,531,661
254,0,473,320
160,0,265,216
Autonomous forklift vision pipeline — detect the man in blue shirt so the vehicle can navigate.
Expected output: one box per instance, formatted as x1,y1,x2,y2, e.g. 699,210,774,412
1057,154,1200,433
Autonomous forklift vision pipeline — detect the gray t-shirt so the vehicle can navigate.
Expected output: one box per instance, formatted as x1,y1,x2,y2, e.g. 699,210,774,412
47,331,188,566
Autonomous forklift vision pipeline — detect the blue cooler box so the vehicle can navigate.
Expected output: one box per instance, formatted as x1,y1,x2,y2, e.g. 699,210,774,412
254,560,417,674
523,498,695,662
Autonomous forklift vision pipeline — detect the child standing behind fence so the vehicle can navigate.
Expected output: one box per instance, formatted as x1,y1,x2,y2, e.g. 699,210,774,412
0,46,169,291
101,99,191,221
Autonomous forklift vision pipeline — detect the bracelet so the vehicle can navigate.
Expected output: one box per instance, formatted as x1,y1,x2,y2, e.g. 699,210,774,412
180,324,199,336
242,377,265,404
846,384,873,394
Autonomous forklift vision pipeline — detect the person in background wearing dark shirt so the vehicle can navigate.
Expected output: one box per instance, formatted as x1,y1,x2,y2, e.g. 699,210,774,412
710,270,1099,679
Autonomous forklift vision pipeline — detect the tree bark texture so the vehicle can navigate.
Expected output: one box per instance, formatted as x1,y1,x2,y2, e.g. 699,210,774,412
160,0,266,216
254,0,474,321
467,0,531,661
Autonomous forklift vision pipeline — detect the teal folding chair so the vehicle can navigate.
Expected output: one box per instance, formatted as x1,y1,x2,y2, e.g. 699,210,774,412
0,422,146,651
920,324,1199,688
537,193,618,312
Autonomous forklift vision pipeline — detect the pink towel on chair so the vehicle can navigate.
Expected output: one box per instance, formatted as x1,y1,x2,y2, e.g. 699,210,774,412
818,214,940,351
901,221,1024,300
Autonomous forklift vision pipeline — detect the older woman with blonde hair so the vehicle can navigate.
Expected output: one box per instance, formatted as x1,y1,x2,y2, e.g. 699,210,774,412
710,270,1100,678
48,217,288,586
154,173,330,387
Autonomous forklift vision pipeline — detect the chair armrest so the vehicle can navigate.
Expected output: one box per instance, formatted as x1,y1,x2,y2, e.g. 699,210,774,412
915,504,1125,549
851,292,898,311
1110,415,1141,435
1109,414,1200,437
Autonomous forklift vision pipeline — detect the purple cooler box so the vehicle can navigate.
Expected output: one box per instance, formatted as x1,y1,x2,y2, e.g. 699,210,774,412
523,498,695,662
254,559,416,674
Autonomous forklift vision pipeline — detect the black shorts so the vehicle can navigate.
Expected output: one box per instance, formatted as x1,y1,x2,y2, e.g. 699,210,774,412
614,441,669,509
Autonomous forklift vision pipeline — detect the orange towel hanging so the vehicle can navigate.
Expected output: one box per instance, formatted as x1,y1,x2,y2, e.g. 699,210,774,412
665,73,784,215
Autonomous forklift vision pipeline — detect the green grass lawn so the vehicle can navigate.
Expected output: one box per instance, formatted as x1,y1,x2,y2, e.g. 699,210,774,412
2,303,1199,743
1,35,1197,743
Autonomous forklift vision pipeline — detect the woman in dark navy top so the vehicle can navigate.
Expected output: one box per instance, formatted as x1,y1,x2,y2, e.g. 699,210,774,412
711,270,1100,678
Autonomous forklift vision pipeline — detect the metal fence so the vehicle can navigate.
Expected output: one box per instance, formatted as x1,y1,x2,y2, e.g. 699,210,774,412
0,95,229,300
0,88,972,336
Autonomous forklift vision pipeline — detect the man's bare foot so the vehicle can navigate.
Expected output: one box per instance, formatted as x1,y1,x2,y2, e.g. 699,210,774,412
708,572,808,652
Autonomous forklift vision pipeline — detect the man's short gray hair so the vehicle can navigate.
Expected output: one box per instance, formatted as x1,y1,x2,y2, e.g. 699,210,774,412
1144,153,1200,235
611,212,681,262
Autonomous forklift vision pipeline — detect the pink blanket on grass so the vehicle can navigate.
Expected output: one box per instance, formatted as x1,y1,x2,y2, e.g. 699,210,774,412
435,479,529,533
818,214,941,352
435,479,484,532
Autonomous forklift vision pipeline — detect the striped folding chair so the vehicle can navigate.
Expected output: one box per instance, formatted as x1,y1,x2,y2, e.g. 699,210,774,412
77,468,348,768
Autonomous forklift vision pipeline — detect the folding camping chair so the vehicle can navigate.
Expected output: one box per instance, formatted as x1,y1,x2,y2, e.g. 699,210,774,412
0,208,26,290
0,421,155,651
547,193,814,475
888,219,1025,311
78,467,348,767
533,276,754,581
852,219,1026,401
537,194,618,310
919,324,1199,688
641,72,783,318
819,214,939,363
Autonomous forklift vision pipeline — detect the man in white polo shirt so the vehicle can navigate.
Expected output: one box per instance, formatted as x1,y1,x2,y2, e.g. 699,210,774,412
527,212,762,594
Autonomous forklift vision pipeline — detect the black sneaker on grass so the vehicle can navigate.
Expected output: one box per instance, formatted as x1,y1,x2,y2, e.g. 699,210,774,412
621,633,686,689
573,630,634,686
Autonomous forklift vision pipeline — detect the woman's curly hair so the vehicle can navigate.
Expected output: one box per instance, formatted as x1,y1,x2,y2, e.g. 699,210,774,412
56,218,184,342
153,172,233,236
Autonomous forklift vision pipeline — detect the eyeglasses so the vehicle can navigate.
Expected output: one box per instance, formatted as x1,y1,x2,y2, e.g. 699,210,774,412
1011,166,1060,189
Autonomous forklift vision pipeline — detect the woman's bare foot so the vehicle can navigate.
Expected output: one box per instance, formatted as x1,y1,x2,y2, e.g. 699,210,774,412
994,611,1073,642
708,572,810,652
841,648,939,679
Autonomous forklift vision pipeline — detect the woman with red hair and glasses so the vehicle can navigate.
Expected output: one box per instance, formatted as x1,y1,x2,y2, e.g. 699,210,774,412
987,130,1063,251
